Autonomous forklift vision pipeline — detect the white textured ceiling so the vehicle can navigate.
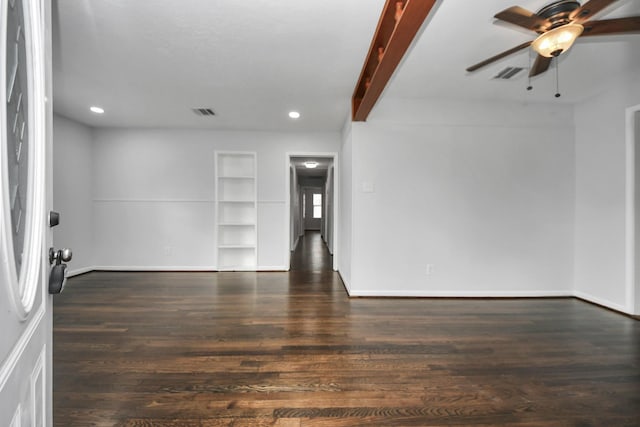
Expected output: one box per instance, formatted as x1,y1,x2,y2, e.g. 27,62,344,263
383,0,640,104
52,0,386,130
52,0,640,131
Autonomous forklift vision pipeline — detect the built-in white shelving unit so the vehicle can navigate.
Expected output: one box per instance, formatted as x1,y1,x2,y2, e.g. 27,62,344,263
215,152,257,270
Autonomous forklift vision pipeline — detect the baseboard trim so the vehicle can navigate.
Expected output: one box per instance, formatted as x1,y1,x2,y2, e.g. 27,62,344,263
291,236,300,252
256,266,288,271
94,266,218,272
573,291,634,316
337,271,351,294
573,296,639,319
88,265,288,273
67,266,95,277
62,267,639,319
347,289,573,298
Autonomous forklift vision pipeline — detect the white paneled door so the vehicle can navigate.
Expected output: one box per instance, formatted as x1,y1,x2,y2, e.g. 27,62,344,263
1,0,53,425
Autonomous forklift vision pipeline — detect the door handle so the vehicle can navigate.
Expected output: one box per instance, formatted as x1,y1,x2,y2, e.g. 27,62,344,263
49,247,72,264
49,247,72,294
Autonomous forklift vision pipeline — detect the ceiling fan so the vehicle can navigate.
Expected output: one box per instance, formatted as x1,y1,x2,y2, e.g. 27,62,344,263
467,0,640,77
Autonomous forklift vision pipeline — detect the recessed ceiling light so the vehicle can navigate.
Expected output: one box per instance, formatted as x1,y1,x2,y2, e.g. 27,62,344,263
90,106,105,114
304,161,318,169
288,111,300,119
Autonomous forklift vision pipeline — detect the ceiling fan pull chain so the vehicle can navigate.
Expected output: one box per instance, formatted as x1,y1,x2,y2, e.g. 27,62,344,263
527,49,533,91
555,57,561,98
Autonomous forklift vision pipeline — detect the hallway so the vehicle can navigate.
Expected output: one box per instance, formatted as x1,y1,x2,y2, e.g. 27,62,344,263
289,231,333,271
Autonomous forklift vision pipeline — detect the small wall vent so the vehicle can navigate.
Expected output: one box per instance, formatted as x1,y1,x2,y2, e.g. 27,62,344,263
192,108,216,116
493,67,524,80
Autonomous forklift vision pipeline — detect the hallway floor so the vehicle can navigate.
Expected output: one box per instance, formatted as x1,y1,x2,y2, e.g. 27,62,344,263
289,231,333,271
53,236,640,426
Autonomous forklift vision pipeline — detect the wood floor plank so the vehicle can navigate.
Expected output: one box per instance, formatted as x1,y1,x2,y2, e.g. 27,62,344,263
54,232,640,426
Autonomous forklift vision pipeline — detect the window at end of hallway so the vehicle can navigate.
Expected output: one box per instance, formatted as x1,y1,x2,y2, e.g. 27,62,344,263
313,194,322,219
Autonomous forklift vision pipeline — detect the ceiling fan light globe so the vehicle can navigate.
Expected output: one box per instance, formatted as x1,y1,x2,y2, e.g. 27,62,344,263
531,23,584,58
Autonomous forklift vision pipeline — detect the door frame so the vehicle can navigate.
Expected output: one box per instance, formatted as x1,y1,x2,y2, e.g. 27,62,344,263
285,152,339,271
625,103,640,316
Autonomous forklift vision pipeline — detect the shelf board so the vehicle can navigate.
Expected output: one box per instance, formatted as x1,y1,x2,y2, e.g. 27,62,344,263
216,151,257,272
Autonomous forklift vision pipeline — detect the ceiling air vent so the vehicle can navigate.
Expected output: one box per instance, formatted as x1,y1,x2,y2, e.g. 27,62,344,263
493,67,524,80
192,108,216,116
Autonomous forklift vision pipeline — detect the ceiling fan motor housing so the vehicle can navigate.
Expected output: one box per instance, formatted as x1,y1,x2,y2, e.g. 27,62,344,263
536,0,581,31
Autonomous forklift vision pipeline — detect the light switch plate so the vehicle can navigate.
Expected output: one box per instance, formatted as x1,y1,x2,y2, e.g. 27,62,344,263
362,182,375,193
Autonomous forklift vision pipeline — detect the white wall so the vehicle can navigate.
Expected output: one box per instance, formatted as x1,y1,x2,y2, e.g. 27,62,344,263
91,129,340,270
324,165,334,254
347,98,575,296
636,110,640,314
51,85,640,313
339,123,353,290
52,114,93,275
574,74,640,314
289,166,302,251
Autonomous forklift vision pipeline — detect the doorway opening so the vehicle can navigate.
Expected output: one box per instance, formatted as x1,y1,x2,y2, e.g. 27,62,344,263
286,154,337,271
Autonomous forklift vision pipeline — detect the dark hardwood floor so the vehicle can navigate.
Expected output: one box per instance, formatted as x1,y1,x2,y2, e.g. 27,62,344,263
289,231,332,271
54,233,640,426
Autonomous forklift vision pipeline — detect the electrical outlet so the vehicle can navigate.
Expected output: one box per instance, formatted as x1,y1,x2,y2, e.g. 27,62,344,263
164,246,172,256
426,264,435,275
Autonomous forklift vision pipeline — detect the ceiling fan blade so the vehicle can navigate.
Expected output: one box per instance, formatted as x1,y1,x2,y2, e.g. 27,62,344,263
529,55,552,77
494,6,547,31
570,0,618,23
581,17,640,36
466,41,532,72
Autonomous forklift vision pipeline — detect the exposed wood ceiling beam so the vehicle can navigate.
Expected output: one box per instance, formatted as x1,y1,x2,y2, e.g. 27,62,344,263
352,0,438,122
